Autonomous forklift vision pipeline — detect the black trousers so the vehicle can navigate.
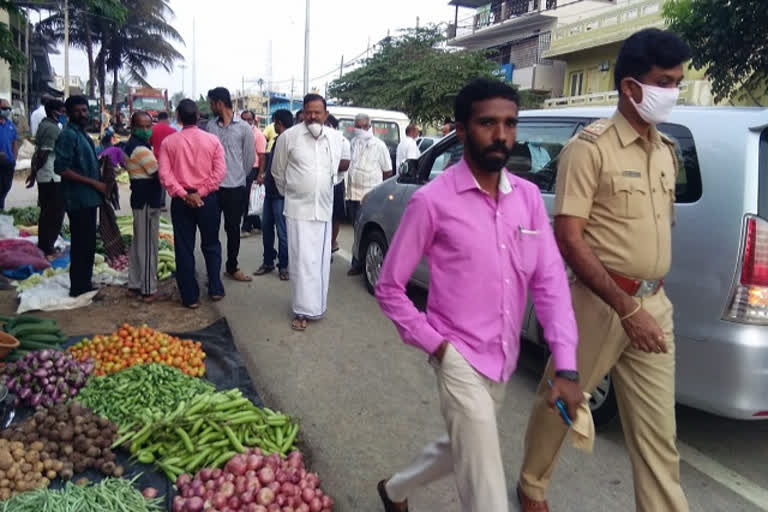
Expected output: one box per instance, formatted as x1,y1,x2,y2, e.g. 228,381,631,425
67,207,98,297
241,168,262,232
218,186,247,274
0,163,13,210
37,182,66,255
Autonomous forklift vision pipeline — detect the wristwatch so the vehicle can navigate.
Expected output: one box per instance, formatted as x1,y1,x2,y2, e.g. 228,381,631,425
554,370,580,382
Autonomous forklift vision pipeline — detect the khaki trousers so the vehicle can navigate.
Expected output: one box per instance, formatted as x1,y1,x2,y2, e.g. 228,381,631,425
386,344,509,512
519,281,689,512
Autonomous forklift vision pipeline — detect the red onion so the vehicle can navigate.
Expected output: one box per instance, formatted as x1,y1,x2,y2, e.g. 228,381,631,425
257,487,275,506
199,468,213,481
172,496,185,512
226,455,248,476
287,451,303,469
305,473,319,490
276,494,286,507
211,468,223,480
203,489,214,501
281,483,296,497
211,493,228,509
204,480,216,491
247,505,267,512
295,504,309,512
247,454,264,471
240,489,256,504
141,487,158,499
224,472,235,482
219,481,235,498
177,474,192,488
186,496,204,512
309,497,322,512
181,486,193,498
301,488,315,503
321,495,333,508
283,507,296,512
246,469,257,479
268,482,280,493
258,466,275,485
246,477,262,492
235,476,248,494
268,505,281,512
276,470,289,484
190,479,204,497
228,496,241,509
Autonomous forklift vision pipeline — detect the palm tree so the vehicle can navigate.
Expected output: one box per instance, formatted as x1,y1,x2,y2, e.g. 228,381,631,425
35,0,126,97
98,0,184,116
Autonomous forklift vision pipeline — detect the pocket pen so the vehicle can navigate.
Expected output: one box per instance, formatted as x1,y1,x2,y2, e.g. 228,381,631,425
547,378,573,427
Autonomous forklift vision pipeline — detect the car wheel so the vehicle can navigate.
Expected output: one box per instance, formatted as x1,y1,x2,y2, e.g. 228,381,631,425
362,230,388,296
589,374,618,428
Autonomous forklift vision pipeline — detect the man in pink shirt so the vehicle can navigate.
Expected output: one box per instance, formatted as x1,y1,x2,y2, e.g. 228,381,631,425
240,110,267,235
158,99,227,309
150,112,178,209
374,79,583,512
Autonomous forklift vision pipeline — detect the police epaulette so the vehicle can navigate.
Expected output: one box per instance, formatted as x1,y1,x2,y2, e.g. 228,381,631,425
578,119,612,143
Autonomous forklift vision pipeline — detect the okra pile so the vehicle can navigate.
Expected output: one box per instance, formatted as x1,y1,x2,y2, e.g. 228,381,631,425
114,389,298,482
76,363,215,426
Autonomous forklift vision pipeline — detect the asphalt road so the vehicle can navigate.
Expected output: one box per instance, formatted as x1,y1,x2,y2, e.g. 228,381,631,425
212,225,768,512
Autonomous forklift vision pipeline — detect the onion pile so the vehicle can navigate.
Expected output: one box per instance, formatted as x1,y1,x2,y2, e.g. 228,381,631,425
173,449,334,512
0,349,94,408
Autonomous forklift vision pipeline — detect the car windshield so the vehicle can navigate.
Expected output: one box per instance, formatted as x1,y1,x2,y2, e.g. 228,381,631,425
133,97,166,110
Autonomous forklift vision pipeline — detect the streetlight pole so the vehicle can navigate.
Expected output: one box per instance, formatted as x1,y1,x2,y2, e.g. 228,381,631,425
179,63,187,96
303,0,310,96
63,0,69,99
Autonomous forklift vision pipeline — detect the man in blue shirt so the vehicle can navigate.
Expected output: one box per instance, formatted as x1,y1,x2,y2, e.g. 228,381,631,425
0,98,19,209
55,95,106,297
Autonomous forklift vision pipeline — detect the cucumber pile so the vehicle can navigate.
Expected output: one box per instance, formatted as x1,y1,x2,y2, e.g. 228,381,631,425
0,315,67,361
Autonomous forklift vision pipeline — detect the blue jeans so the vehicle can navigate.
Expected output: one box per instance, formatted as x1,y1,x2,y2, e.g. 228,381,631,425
261,196,288,270
171,194,224,306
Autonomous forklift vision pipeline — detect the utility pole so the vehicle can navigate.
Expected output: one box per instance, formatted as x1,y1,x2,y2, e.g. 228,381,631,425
339,55,344,79
192,18,197,100
416,16,420,29
290,77,295,113
179,63,188,96
63,0,69,99
303,0,310,96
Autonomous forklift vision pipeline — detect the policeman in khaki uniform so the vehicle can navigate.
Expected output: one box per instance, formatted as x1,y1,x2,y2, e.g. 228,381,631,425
517,29,692,512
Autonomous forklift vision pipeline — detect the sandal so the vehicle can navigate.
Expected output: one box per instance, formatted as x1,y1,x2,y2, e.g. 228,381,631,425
253,265,275,276
279,269,289,281
210,295,224,302
184,302,200,310
291,316,308,331
227,270,252,282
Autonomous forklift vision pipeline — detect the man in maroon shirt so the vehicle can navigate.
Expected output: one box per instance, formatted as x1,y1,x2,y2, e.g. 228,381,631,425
150,112,178,209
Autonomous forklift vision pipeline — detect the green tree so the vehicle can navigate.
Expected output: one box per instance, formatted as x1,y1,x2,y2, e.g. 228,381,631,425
329,26,498,125
0,2,27,72
196,94,211,117
663,0,768,105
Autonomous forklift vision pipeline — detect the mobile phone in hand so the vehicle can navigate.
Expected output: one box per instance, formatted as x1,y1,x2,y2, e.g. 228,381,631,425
547,378,573,427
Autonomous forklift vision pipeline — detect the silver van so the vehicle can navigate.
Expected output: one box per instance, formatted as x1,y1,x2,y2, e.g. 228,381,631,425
351,106,768,424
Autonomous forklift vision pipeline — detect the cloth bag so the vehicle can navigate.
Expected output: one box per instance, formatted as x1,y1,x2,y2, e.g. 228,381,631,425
248,183,265,216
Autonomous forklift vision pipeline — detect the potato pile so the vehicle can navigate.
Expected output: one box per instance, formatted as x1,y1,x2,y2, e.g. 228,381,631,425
0,439,66,500
0,402,123,478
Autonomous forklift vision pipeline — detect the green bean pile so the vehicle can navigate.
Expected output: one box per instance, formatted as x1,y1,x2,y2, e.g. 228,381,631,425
0,475,164,511
76,364,215,427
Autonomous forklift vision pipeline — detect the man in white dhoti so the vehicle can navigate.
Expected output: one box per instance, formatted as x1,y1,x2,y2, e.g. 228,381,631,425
271,94,345,331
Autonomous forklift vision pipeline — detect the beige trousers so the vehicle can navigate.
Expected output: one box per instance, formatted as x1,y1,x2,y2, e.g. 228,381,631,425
519,281,689,512
386,344,509,512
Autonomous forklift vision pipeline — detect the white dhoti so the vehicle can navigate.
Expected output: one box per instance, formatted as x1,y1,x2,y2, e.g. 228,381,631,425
286,217,332,319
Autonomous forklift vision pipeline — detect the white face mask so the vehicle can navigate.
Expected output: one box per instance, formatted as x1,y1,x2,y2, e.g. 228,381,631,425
628,79,679,125
306,122,323,139
354,127,373,139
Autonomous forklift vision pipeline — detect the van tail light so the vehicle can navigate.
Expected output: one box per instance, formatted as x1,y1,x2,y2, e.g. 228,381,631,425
725,215,768,324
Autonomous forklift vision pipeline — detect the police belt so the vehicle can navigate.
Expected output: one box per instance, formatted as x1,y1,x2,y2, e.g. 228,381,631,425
608,271,664,298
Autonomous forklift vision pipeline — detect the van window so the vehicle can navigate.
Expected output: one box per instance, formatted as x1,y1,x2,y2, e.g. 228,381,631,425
508,121,581,193
657,123,702,203
372,121,401,149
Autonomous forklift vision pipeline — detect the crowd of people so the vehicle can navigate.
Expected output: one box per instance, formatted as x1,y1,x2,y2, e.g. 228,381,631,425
23,86,413,328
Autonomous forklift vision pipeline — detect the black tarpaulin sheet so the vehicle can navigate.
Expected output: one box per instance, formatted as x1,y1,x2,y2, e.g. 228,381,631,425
4,317,260,510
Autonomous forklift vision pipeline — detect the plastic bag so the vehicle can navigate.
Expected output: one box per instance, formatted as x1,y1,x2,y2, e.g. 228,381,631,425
248,183,265,216
0,239,50,271
0,215,18,239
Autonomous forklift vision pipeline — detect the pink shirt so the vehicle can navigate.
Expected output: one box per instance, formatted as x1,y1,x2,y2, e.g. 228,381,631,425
158,126,227,199
252,125,267,167
375,159,578,382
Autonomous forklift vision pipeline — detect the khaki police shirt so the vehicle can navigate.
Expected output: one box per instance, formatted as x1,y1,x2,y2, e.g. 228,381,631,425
554,111,678,280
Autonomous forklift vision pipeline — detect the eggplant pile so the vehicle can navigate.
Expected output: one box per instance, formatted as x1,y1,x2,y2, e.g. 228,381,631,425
0,349,94,408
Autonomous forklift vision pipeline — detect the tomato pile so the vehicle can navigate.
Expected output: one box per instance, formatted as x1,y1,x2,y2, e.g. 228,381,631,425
68,323,206,377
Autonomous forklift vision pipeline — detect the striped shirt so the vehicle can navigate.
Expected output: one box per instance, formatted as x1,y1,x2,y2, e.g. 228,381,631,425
124,136,162,209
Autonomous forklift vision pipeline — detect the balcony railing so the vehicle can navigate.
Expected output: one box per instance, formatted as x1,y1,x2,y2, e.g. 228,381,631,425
545,0,664,57
450,0,558,40
543,80,713,108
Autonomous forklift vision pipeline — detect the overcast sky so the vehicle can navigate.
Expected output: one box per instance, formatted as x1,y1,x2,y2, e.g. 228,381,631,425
46,0,472,100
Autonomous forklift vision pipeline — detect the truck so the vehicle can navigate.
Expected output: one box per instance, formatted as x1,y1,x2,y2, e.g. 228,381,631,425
128,87,169,121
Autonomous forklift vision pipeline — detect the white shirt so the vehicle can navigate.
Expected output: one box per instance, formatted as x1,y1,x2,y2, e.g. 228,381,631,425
30,105,46,137
347,134,392,201
272,122,345,222
396,136,421,169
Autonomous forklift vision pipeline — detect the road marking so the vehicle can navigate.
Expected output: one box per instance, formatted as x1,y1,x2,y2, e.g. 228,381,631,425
678,441,768,511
